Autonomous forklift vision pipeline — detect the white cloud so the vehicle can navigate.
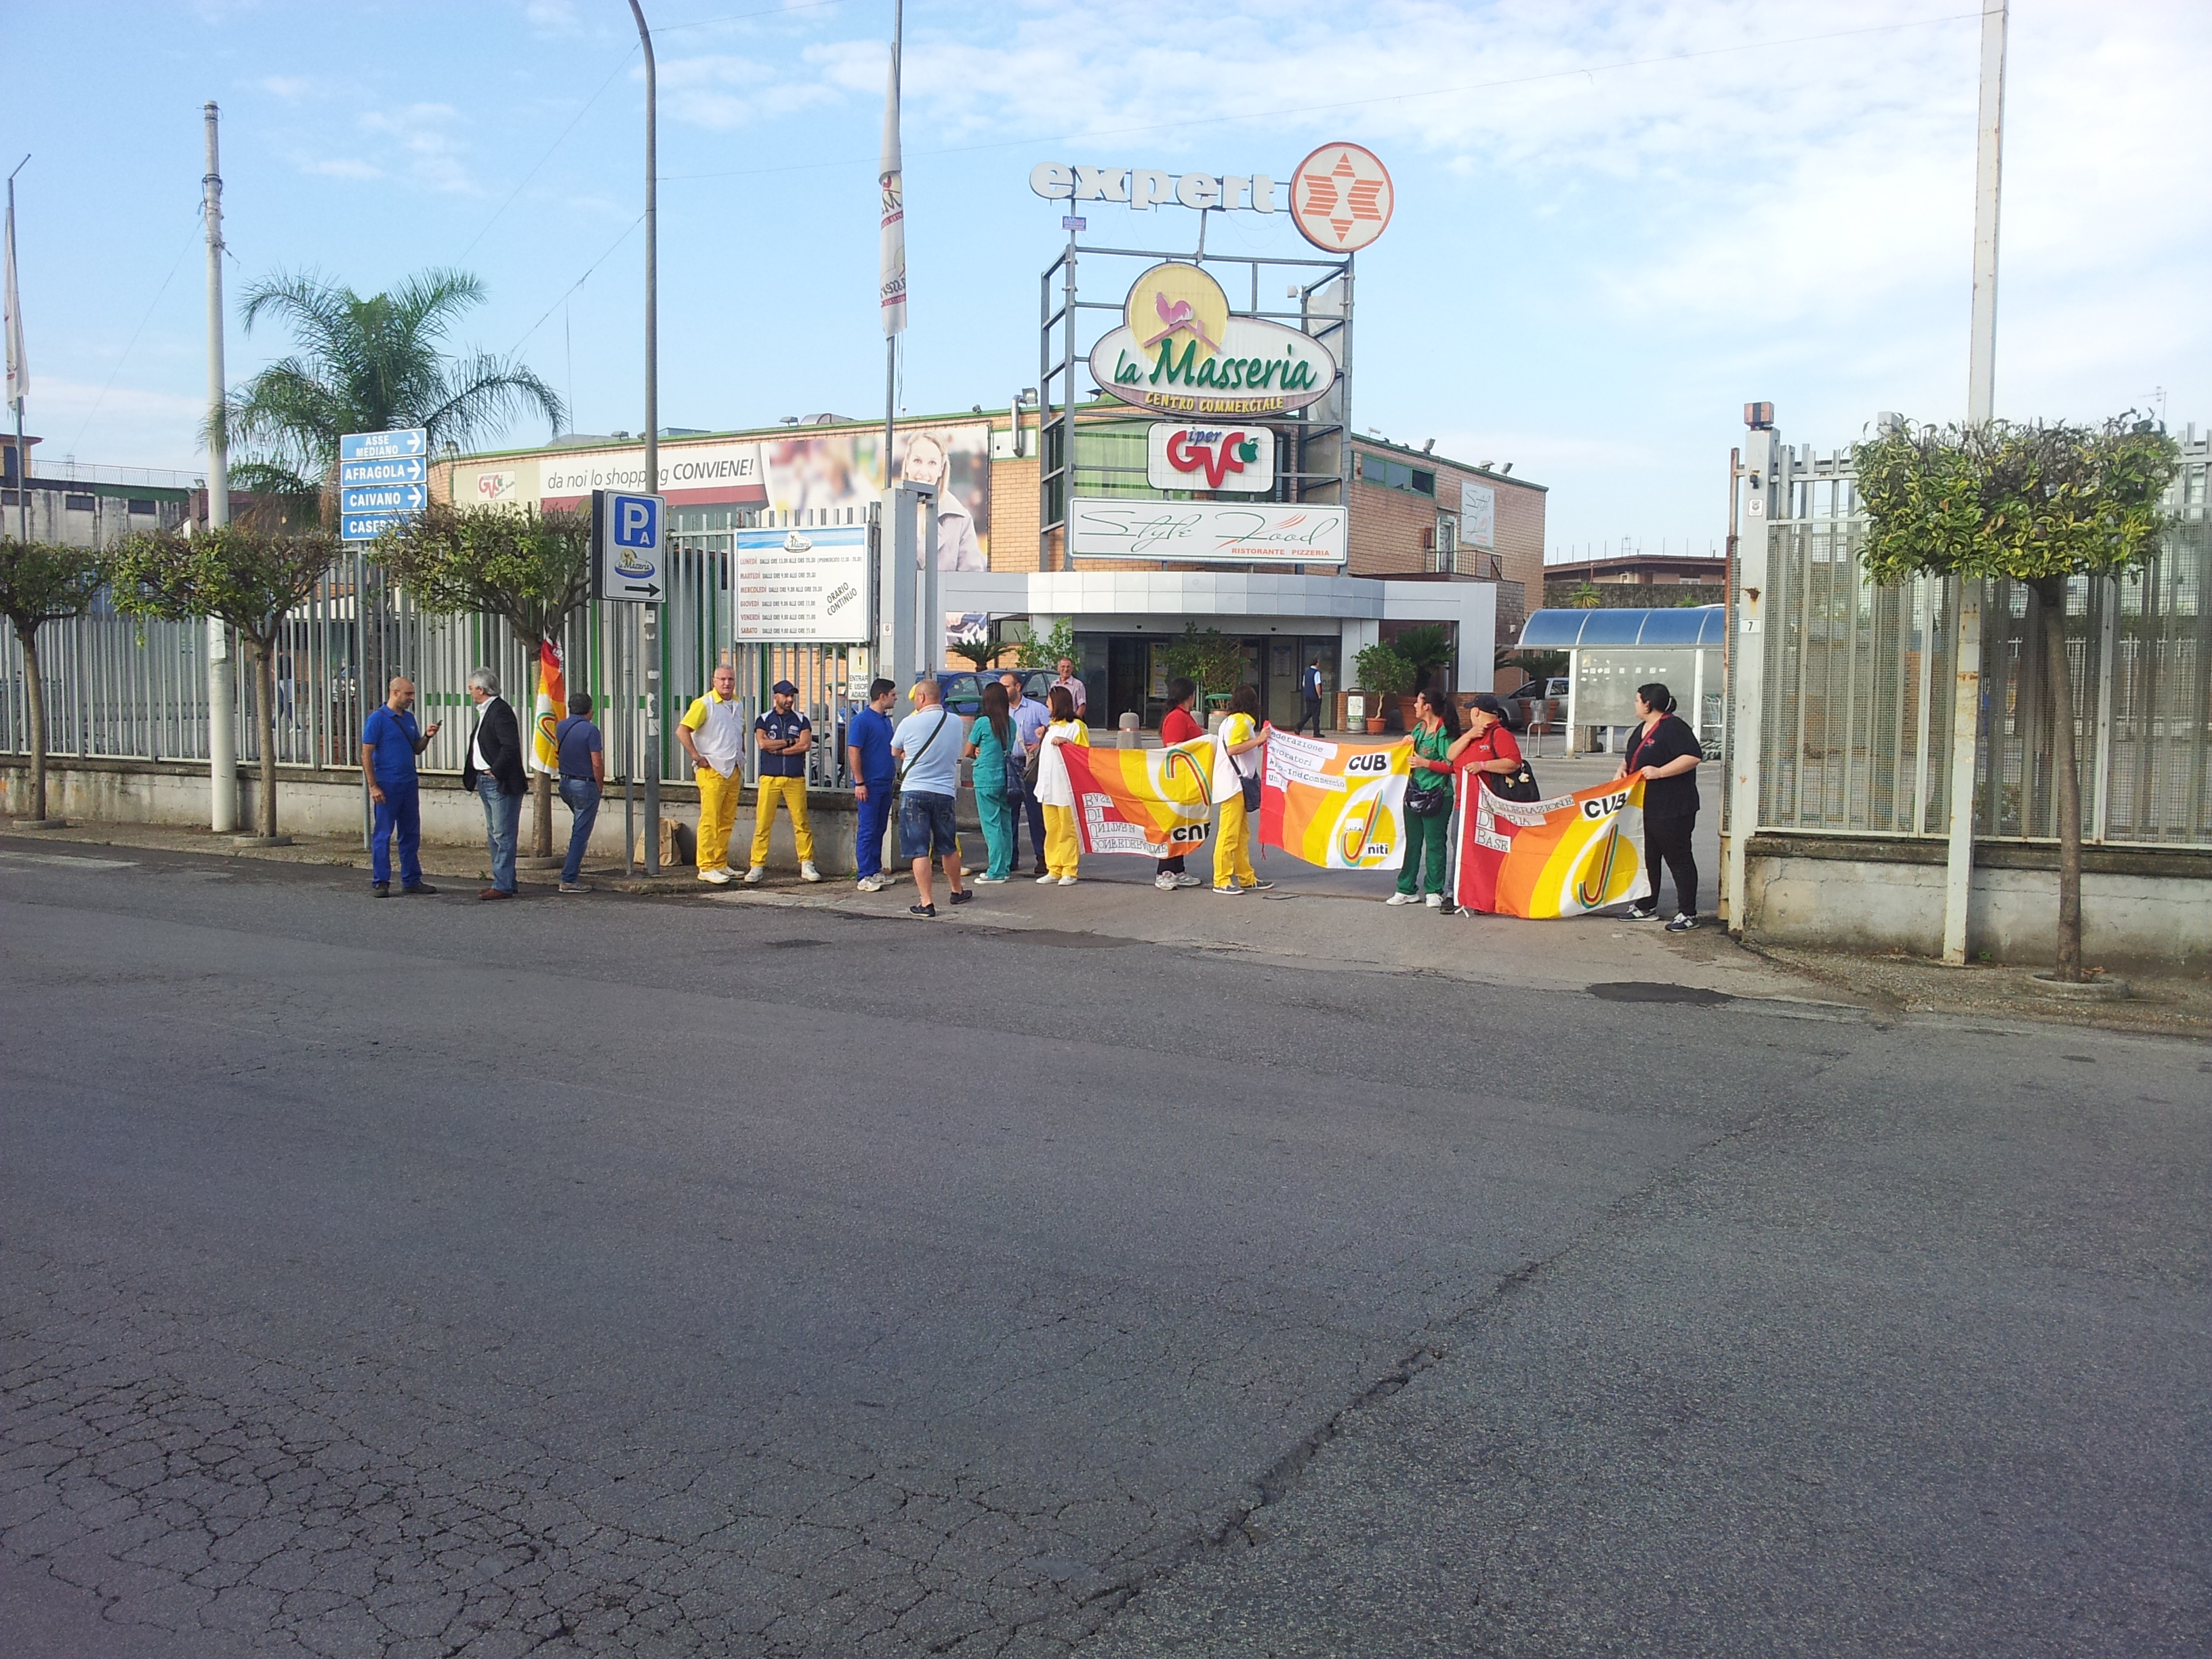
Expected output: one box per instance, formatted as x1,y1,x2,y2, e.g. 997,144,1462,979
357,104,479,195
259,75,317,104
658,53,844,131
32,378,212,475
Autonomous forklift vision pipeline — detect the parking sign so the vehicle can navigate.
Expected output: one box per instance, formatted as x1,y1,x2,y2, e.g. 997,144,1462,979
592,489,667,603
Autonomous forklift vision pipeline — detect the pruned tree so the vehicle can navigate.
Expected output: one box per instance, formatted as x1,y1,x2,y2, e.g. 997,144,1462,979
0,539,106,824
375,501,592,858
1852,415,2179,983
1159,623,1246,703
108,526,341,840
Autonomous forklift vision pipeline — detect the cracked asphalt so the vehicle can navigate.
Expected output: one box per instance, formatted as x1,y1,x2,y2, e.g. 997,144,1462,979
1,837,2205,1657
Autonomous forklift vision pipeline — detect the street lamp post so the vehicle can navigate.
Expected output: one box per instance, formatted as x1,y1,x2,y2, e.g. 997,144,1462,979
627,0,660,875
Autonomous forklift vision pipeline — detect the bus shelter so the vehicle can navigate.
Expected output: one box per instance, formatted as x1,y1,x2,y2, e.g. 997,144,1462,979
1517,605,1725,756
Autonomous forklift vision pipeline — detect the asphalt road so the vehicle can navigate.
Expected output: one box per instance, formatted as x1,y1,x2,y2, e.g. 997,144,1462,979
1,837,2204,1658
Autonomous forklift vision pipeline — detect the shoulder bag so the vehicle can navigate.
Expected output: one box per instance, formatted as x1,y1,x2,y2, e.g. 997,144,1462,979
1483,757,1543,804
897,710,952,788
1404,729,1452,817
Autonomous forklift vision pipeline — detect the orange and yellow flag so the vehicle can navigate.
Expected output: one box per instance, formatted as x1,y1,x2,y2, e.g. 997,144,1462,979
1258,728,1412,870
530,638,565,776
1455,775,1651,918
1061,738,1216,858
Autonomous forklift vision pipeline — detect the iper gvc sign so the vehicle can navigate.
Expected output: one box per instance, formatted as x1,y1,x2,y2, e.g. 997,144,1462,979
1089,263,1337,418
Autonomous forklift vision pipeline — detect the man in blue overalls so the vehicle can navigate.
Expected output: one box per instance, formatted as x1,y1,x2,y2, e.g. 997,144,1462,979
844,677,899,892
360,676,441,898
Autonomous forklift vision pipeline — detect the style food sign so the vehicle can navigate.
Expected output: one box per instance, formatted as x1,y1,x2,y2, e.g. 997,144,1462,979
1146,423,1275,493
1069,499,1346,566
1090,263,1337,419
1291,143,1393,253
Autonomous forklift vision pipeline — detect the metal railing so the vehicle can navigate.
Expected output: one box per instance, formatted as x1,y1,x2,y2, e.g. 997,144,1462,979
1754,435,2210,848
0,543,866,794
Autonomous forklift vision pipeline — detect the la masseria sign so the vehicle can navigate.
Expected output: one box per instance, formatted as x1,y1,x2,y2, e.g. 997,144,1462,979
1089,262,1338,419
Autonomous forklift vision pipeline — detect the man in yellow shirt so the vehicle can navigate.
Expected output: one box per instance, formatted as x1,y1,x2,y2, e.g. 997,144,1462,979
678,663,745,884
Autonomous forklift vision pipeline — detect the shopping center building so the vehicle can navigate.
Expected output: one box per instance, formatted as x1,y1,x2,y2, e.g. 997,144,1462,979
435,142,1544,730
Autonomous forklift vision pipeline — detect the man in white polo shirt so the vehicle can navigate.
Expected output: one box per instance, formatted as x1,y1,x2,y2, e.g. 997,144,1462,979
678,663,745,884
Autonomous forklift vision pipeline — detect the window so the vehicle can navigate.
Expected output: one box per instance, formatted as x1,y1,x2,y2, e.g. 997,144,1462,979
1427,513,1460,574
1358,453,1437,496
128,498,159,516
64,493,96,513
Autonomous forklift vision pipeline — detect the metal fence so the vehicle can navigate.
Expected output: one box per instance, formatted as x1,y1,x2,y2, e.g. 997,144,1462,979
1,531,869,794
1754,434,2211,848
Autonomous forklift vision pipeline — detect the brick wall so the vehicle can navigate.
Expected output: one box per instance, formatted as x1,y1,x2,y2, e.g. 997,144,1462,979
1344,443,1545,605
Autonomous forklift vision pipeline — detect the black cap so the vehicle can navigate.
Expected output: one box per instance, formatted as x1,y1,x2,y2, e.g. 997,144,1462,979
771,679,798,695
1467,694,1509,720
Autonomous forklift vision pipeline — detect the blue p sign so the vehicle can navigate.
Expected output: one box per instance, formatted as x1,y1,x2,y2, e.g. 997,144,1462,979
613,494,659,548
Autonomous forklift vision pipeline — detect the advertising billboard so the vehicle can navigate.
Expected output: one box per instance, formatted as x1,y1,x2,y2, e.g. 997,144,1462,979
1068,498,1346,565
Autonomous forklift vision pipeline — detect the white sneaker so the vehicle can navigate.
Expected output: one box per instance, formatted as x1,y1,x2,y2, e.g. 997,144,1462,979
855,874,884,893
1155,873,1178,890
742,866,765,885
1385,891,1418,905
697,867,732,885
800,861,822,883
1057,874,1078,886
1172,872,1204,888
1036,872,1059,884
1425,893,1443,908
973,874,1007,884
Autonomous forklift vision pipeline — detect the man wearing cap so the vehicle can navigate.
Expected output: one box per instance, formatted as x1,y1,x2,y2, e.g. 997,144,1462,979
678,663,745,884
747,679,821,884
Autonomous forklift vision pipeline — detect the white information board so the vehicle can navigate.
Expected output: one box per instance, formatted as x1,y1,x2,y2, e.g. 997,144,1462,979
735,525,869,642
1067,498,1345,565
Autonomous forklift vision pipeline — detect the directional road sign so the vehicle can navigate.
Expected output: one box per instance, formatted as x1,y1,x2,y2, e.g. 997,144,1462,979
593,489,666,603
339,455,426,487
342,512,411,542
340,430,431,540
340,483,426,515
340,428,426,462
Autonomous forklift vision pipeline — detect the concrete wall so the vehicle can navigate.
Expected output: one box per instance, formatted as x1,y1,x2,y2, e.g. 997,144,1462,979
1744,836,2211,970
2,756,879,876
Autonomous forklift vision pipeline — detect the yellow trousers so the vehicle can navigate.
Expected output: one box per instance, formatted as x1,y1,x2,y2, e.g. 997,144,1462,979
1213,794,1258,888
1042,804,1082,878
751,775,815,867
695,766,741,873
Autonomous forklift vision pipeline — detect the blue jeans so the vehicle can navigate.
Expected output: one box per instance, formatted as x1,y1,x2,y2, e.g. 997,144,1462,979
1012,779,1046,867
976,787,1015,880
898,791,961,860
476,777,520,893
560,777,600,884
855,777,895,879
371,777,421,888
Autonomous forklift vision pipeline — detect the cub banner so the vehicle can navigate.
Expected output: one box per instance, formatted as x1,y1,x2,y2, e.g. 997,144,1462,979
1061,738,1216,858
1456,775,1651,918
1259,728,1411,871
530,638,565,777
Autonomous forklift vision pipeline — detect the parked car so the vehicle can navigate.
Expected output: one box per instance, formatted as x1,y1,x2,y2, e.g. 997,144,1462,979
933,668,1056,717
1503,676,1569,733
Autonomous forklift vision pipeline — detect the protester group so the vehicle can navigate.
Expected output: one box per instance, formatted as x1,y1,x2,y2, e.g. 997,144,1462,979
359,658,1707,930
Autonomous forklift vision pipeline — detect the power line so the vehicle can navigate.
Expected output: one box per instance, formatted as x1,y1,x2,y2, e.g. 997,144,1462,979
507,213,645,355
457,45,639,263
659,9,1983,182
64,213,204,459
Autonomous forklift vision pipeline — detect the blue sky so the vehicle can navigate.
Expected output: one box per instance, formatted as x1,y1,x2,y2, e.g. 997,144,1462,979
5,0,2205,561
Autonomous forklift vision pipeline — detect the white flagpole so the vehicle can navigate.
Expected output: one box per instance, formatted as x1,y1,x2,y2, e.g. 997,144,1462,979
4,155,27,544
879,0,905,482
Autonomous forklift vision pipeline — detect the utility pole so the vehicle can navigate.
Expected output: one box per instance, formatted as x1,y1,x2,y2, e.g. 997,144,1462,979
5,156,26,546
203,102,238,835
1942,0,2007,966
628,0,660,874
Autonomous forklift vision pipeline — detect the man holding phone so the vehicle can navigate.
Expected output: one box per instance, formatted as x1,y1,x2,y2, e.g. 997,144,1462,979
359,676,439,899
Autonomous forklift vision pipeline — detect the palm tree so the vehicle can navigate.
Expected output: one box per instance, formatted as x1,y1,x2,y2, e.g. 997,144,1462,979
218,268,565,515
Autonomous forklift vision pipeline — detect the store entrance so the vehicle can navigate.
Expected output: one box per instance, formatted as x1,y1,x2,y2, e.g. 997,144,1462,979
1080,634,1342,731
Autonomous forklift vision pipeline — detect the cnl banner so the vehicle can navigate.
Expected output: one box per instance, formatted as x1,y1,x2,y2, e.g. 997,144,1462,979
1259,729,1411,871
1062,738,1216,859
530,638,565,777
1455,776,1652,918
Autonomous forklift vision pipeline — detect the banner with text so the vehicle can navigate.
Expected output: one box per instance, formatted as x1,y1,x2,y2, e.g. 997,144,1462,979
1258,729,1411,870
1455,776,1651,918
1062,739,1217,859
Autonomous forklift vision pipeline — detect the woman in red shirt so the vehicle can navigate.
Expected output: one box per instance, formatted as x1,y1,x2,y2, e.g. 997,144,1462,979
1448,695,1525,788
1155,677,1206,890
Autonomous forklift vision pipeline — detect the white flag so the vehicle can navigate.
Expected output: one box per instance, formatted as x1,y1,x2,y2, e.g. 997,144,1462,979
3,188,24,414
878,39,906,338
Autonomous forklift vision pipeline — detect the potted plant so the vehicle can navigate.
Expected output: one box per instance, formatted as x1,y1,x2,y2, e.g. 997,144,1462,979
1388,623,1452,730
1353,643,1413,735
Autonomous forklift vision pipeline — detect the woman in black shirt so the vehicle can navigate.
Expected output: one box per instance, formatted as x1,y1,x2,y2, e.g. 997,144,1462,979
1616,682,1704,930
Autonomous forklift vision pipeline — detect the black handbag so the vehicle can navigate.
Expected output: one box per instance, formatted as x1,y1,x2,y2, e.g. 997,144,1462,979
1484,760,1542,803
1406,779,1451,817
